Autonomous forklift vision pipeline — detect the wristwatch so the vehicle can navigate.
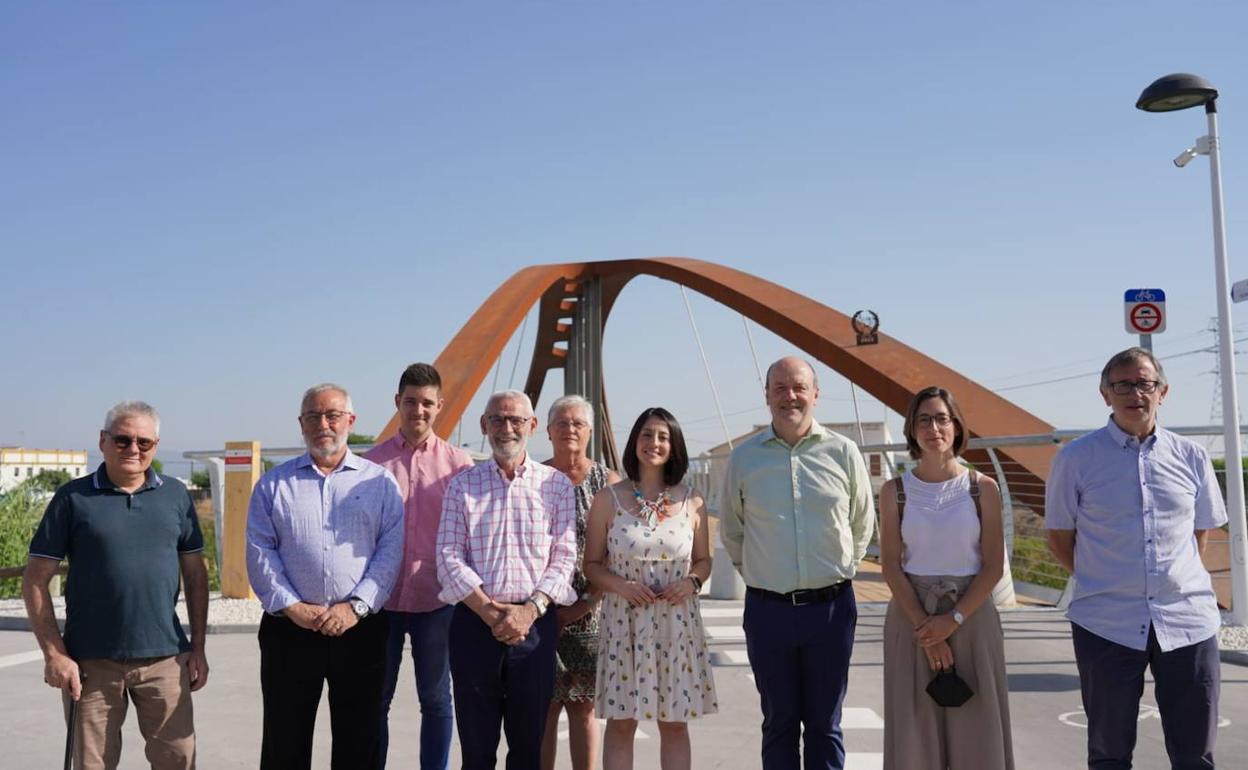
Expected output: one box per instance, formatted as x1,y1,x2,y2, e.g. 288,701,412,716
528,593,550,617
349,597,370,619
951,609,965,625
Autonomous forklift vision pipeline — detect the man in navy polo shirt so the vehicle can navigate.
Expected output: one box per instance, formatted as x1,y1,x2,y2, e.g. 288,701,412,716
22,401,209,770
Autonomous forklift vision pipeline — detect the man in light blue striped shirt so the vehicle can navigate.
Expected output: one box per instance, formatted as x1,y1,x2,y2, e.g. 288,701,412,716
246,383,404,769
1046,348,1226,770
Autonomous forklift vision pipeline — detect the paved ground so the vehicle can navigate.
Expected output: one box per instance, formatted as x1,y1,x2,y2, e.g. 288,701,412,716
3,597,1246,769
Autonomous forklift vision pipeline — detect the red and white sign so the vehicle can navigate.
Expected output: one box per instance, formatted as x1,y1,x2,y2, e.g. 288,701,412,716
1124,289,1166,336
224,448,253,473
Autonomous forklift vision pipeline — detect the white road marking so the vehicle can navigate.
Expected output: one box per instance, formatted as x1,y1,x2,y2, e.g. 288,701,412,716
1058,703,1229,729
841,707,885,729
705,626,747,642
717,649,751,664
845,753,884,769
699,607,744,619
0,650,44,669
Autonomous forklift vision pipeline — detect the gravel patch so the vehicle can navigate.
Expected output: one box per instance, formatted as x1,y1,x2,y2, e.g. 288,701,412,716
0,593,264,632
1221,624,1248,651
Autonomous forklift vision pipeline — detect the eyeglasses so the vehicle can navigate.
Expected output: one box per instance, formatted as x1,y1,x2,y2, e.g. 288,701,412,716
300,411,352,425
1107,379,1161,395
103,432,158,452
914,414,954,429
553,419,590,431
486,415,530,429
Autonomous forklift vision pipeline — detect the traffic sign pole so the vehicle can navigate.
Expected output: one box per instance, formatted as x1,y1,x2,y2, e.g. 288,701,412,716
1124,289,1165,353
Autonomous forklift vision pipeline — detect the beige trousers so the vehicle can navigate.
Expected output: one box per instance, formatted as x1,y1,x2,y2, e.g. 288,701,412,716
62,653,196,770
883,574,1014,770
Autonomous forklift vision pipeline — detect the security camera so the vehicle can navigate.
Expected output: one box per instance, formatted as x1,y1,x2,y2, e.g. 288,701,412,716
1174,147,1199,168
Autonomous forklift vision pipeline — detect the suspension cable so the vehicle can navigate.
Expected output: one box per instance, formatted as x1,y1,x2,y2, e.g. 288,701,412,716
681,287,734,451
741,316,765,390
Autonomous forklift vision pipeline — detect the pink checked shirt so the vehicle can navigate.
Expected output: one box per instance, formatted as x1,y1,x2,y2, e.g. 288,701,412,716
365,433,473,613
436,454,578,606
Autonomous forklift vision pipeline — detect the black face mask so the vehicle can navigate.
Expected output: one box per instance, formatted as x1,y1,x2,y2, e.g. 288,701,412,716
926,668,974,708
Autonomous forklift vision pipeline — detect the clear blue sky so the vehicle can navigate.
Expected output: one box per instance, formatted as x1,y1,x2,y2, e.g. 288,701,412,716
3,2,1247,473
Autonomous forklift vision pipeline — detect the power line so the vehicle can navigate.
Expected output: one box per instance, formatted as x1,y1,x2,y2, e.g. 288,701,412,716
984,325,1231,386
995,337,1248,393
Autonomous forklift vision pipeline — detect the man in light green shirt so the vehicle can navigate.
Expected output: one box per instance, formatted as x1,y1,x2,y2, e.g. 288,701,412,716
721,356,875,770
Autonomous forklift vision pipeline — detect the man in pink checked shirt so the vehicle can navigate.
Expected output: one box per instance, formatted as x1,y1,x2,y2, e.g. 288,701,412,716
365,363,473,770
436,389,578,770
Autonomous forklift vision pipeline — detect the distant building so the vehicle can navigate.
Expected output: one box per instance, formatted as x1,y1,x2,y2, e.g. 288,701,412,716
0,447,89,493
690,421,899,514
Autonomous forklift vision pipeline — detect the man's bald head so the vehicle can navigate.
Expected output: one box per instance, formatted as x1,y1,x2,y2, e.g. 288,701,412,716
765,356,819,391
764,356,820,444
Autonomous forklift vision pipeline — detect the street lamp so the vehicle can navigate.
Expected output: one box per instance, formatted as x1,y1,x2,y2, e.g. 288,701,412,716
1137,72,1248,625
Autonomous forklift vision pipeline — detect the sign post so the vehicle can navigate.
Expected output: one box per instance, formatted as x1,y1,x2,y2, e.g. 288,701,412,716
221,441,260,599
1124,288,1166,351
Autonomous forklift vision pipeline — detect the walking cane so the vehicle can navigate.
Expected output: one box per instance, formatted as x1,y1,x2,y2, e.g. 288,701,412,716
63,672,84,770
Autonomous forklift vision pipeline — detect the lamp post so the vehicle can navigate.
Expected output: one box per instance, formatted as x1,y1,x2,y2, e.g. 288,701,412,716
1138,72,1248,625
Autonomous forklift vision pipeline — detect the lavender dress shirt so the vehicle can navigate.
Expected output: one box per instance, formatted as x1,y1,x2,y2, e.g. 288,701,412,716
246,450,405,615
1046,417,1227,651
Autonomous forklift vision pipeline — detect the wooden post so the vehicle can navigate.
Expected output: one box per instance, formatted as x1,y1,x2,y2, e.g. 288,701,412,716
221,441,260,599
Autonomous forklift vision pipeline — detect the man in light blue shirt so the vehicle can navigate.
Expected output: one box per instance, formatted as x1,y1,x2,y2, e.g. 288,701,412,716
247,383,404,770
1047,348,1226,770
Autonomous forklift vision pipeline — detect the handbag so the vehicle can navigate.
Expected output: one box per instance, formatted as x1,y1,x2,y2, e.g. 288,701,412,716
926,667,974,707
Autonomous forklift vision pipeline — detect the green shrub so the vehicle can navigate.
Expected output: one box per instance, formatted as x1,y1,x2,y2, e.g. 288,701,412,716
1012,534,1069,591
0,483,47,599
199,514,220,592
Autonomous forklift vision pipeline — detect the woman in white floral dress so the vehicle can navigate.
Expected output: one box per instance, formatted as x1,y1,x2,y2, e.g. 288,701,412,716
584,407,717,770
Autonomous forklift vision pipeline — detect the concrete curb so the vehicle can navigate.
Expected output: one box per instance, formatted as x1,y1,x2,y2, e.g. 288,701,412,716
1222,650,1248,667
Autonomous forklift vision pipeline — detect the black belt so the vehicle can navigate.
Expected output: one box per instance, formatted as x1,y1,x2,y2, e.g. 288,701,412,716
748,581,850,606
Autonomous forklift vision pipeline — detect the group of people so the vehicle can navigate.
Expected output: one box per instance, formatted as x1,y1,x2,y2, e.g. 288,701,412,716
19,348,1227,770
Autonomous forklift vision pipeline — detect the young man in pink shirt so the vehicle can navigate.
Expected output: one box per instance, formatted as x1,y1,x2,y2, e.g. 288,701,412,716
366,363,473,770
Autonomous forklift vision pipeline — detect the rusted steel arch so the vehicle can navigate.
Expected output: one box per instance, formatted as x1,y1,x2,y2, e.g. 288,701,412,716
376,262,585,444
377,257,1056,509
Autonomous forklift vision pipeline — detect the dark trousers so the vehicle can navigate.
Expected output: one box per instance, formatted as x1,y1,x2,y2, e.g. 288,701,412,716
1071,622,1220,770
379,606,455,770
448,603,558,770
743,585,858,770
258,611,389,770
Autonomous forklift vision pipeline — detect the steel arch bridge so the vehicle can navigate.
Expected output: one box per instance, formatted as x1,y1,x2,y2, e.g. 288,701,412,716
377,257,1055,511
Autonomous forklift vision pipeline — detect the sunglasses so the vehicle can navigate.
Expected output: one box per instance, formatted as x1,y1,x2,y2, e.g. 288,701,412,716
103,431,158,452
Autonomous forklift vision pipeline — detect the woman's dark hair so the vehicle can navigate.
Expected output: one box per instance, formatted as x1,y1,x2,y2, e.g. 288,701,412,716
902,386,968,460
622,407,689,485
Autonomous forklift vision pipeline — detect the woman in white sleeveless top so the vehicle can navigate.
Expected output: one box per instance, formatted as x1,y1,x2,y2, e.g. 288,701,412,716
879,386,1014,770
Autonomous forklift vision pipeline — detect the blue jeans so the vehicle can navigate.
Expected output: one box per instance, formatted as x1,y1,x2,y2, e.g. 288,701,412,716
379,606,455,770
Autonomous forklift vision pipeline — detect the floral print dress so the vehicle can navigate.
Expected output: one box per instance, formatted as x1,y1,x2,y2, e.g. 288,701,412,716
552,462,610,702
594,486,718,722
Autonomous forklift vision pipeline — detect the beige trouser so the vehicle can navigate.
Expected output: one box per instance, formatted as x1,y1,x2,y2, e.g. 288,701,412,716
883,575,1014,770
62,654,196,770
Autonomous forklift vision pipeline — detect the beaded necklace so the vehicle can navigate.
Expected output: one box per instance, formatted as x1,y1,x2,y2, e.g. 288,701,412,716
632,483,674,526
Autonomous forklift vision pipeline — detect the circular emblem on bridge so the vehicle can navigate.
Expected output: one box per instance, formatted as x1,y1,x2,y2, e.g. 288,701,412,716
852,310,880,345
